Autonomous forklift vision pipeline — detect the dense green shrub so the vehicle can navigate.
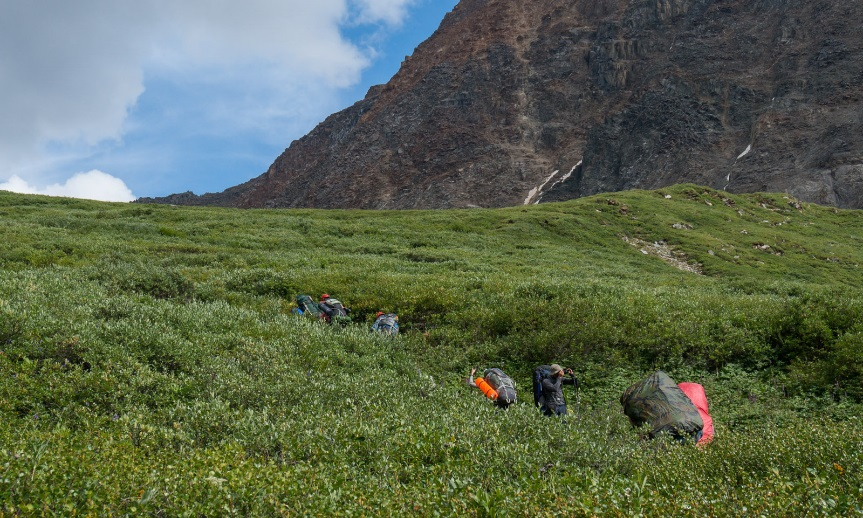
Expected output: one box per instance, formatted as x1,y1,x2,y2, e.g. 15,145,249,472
223,268,300,298
1,187,862,513
87,260,195,301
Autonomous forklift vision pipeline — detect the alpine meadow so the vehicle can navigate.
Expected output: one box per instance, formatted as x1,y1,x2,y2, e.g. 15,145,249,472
1,184,862,516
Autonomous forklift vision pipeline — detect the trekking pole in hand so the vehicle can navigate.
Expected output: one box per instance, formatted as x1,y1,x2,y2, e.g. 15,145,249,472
567,367,580,422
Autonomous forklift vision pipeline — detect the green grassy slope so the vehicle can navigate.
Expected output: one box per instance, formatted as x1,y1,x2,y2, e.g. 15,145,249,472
1,185,861,515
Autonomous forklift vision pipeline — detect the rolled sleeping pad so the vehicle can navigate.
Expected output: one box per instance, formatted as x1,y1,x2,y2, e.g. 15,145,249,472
475,377,499,400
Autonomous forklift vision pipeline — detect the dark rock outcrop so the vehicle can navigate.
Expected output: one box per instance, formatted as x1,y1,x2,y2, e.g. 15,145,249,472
139,0,863,209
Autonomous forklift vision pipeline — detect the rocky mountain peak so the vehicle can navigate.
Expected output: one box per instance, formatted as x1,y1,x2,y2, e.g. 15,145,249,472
138,0,863,210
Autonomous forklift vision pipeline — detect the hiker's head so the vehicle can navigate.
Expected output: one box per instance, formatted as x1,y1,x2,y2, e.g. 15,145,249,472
376,311,384,317
321,293,330,301
550,364,564,377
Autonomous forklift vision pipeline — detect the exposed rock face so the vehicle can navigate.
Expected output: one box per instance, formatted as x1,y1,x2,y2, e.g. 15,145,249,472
138,0,863,209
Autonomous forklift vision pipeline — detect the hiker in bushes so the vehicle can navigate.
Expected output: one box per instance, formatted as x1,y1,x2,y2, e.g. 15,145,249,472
534,364,577,417
371,311,399,336
467,367,517,409
318,293,351,325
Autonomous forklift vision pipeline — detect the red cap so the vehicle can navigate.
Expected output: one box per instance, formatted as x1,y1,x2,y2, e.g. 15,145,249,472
376,311,384,317
321,293,330,300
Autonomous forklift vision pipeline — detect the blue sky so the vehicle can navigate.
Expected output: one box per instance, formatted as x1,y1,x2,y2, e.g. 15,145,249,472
0,0,459,201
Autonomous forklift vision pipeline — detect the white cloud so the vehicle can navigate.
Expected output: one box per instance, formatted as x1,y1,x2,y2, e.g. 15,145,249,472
0,0,416,193
0,1,150,159
153,1,372,87
354,0,417,25
0,170,136,202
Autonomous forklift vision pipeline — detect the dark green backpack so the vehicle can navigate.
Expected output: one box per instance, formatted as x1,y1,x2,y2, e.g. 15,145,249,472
620,371,703,439
295,294,323,318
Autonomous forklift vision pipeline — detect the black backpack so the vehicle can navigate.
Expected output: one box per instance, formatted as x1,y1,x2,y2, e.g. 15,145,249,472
320,298,351,325
484,368,517,407
533,365,554,409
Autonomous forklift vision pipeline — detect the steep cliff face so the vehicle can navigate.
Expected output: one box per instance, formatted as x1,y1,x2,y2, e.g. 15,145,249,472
140,0,863,209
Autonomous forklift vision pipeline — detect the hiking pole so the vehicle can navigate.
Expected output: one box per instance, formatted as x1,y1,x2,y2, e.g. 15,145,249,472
570,367,581,423
575,379,581,422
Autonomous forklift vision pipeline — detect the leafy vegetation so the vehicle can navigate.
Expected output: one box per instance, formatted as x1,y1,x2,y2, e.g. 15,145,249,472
1,185,861,515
